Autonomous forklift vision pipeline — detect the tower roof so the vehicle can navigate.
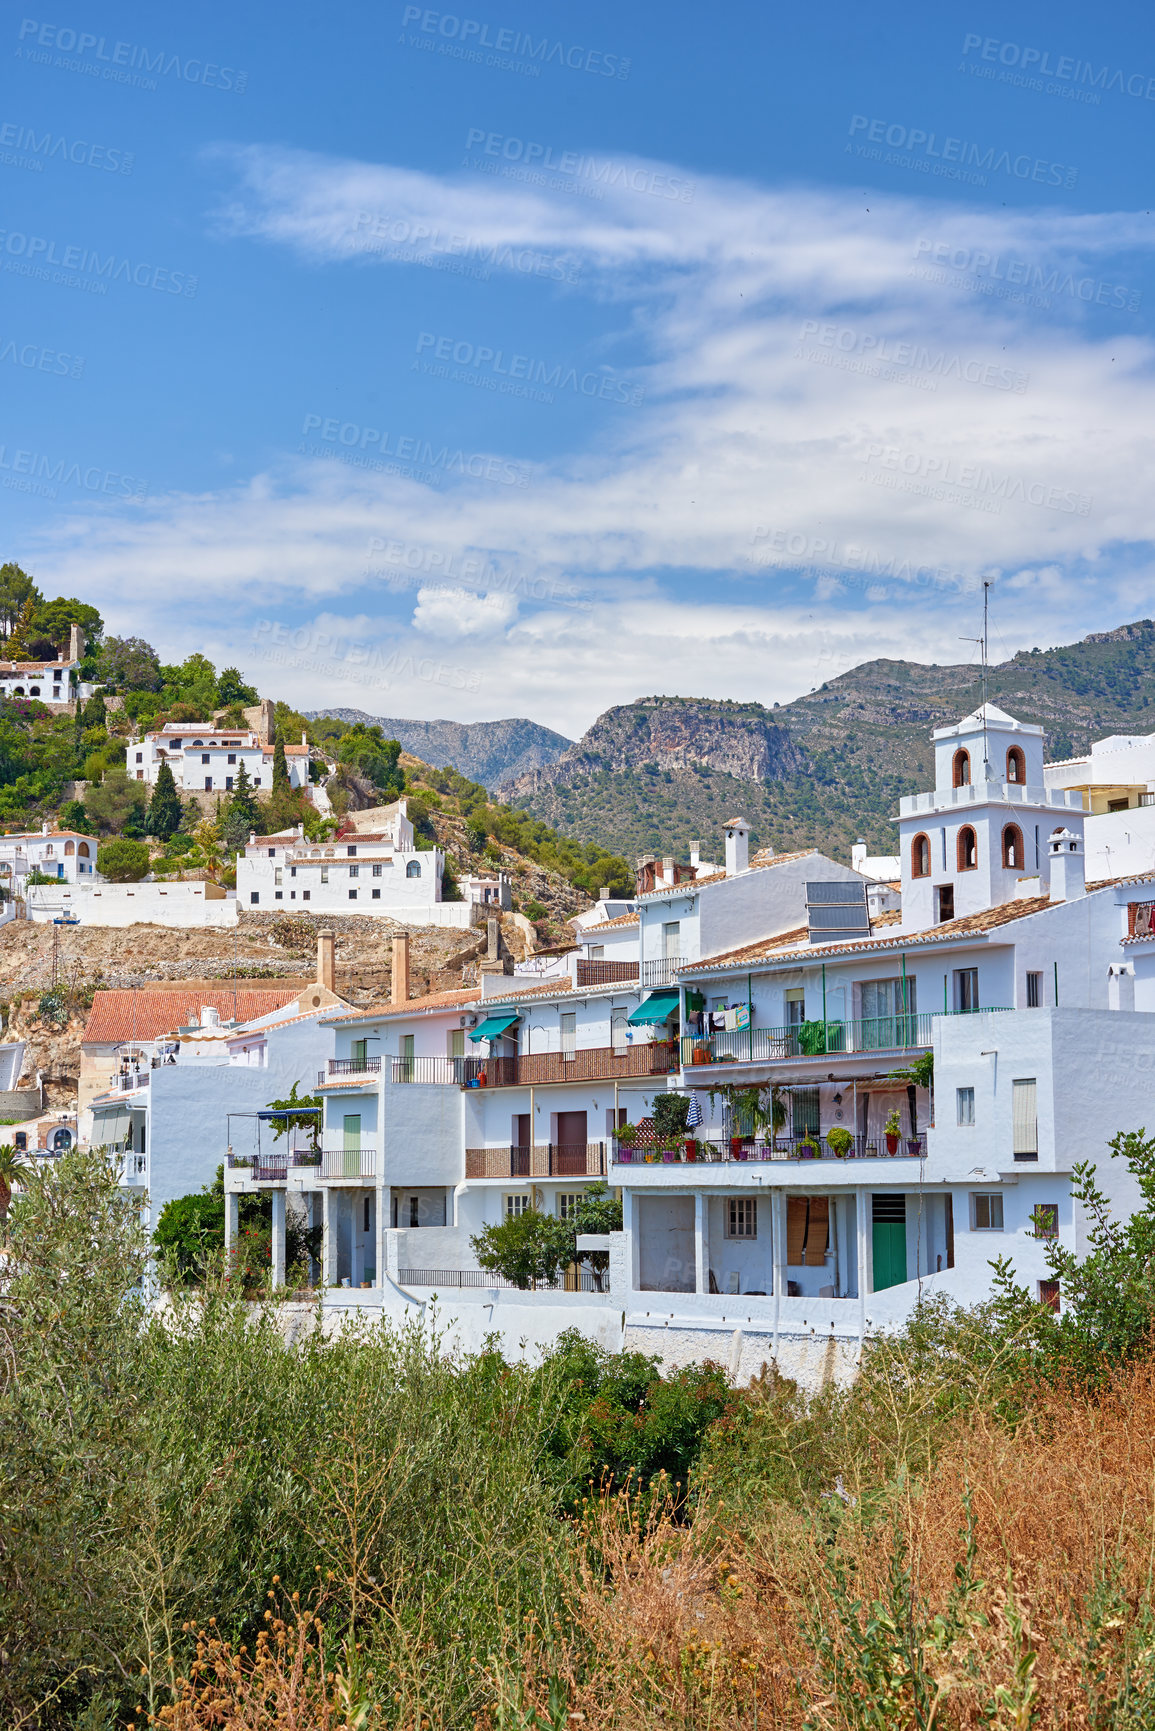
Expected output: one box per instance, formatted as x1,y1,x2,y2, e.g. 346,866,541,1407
932,703,1044,742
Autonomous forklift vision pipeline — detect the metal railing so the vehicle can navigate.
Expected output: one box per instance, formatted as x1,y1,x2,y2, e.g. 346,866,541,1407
390,1043,677,1089
465,1142,608,1180
320,1147,377,1178
398,1266,603,1292
575,958,640,986
682,1008,1011,1069
328,1056,382,1075
613,1132,927,1165
641,956,681,987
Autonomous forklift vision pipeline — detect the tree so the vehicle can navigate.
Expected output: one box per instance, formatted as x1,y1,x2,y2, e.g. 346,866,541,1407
216,666,258,706
84,768,148,836
272,738,289,790
96,635,162,692
0,1142,27,1224
572,1180,622,1291
147,760,182,839
96,838,150,881
222,758,259,849
470,1207,576,1290
336,724,404,796
5,598,40,658
31,597,103,654
0,562,42,637
58,798,91,833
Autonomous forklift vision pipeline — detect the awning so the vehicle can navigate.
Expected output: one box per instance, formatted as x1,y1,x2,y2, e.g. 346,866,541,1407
256,1107,322,1120
628,990,680,1025
468,1011,521,1043
91,1106,131,1145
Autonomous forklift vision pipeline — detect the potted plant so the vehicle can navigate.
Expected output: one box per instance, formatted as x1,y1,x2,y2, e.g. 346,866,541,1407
661,1143,678,1163
826,1125,853,1160
684,1136,700,1162
615,1123,637,1163
884,1108,902,1155
797,1136,819,1159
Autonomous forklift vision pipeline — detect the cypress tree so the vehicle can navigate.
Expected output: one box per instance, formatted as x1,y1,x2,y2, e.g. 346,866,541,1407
146,760,182,840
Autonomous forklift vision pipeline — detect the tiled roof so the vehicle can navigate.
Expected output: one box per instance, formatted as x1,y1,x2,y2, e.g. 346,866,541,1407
636,849,820,899
84,987,301,1044
589,910,639,929
325,987,479,1024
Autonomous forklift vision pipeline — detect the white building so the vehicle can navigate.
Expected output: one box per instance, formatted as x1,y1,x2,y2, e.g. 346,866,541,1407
0,824,96,897
235,805,471,927
1045,731,1155,881
0,622,95,707
130,722,310,794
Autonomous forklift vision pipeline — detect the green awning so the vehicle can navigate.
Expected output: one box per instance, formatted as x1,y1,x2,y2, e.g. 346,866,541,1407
468,1011,521,1043
628,990,680,1025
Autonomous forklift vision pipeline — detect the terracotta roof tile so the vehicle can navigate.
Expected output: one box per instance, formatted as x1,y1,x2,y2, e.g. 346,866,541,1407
637,849,820,898
84,987,300,1044
326,987,479,1024
590,910,639,929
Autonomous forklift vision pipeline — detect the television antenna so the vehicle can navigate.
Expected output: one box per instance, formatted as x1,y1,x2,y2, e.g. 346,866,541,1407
959,578,994,781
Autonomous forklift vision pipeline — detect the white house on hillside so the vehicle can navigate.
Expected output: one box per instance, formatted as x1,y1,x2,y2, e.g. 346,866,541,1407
130,723,310,793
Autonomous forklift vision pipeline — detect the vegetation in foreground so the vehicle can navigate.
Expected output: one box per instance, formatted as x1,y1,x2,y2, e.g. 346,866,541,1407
4,1134,1155,1728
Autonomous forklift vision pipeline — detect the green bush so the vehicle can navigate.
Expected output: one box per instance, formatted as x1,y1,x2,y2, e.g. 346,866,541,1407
96,837,150,881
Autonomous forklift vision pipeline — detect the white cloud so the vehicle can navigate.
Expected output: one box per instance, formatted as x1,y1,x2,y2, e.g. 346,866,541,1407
26,147,1155,734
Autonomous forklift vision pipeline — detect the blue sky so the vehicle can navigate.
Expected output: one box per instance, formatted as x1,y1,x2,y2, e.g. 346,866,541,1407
4,0,1155,737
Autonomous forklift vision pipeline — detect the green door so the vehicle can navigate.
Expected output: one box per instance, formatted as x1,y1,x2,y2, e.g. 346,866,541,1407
343,1113,361,1177
872,1194,907,1290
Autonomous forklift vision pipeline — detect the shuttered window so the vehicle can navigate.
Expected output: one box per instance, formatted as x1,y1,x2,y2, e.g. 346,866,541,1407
1012,1079,1038,1158
786,1197,808,1265
560,1012,576,1061
784,1196,827,1263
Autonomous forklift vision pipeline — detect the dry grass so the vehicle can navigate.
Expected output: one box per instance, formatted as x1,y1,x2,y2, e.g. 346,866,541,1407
144,1361,1155,1730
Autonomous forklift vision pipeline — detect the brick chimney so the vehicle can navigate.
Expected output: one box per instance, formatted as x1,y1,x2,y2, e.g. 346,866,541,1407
392,932,410,1004
317,929,335,991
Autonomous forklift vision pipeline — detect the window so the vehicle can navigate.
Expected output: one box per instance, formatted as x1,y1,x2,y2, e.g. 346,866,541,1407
135,751,143,764
225,776,233,791
935,884,955,923
785,987,805,1026
171,739,181,749
302,890,310,901
1026,971,1042,1008
250,892,259,904
274,867,282,885
227,753,236,765
349,889,357,901
1033,1203,1059,1239
204,777,212,791
954,968,979,1012
662,920,680,959
505,1193,530,1218
320,866,328,884
727,1197,758,1239
290,866,296,878
786,1196,827,1263
447,1029,465,1059
274,891,283,900
364,1197,372,1232
347,846,357,857
911,833,930,878
953,747,971,787
352,1039,367,1068
971,1192,1003,1230
1006,746,1026,784
557,1193,582,1221
253,778,261,787
1039,1279,1061,1313
956,1086,975,1126
611,1008,628,1052
792,1086,820,1139
372,888,381,899
409,1196,420,1227
267,848,275,857
201,753,210,764
561,1011,576,1061
372,864,382,877
1002,824,1024,870
1108,797,1129,812
349,865,359,878
406,860,421,878
1012,1079,1038,1159
957,826,978,871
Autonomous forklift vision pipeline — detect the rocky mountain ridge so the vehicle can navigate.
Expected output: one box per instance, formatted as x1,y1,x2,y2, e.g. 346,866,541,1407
304,709,571,788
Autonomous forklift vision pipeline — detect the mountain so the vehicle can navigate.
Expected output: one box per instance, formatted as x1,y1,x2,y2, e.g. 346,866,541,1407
302,710,572,789
497,620,1155,863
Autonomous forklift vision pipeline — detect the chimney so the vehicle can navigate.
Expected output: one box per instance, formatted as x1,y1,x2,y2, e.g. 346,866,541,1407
724,817,750,877
599,885,610,900
1047,828,1085,901
200,1006,220,1028
688,841,701,870
392,932,410,1004
662,855,675,887
1108,963,1136,1012
317,929,335,991
67,622,85,663
851,840,867,874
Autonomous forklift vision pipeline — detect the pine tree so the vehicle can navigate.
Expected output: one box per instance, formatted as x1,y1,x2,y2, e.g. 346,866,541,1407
147,761,182,840
272,738,289,791
5,598,39,659
227,759,259,831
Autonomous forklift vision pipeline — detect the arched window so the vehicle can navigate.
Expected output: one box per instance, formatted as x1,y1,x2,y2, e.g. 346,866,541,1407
29,686,39,697
957,826,978,871
77,841,89,857
1002,824,1024,869
64,840,74,855
952,748,971,788
406,860,421,878
51,1127,72,1151
911,833,930,878
13,687,23,696
1006,746,1026,784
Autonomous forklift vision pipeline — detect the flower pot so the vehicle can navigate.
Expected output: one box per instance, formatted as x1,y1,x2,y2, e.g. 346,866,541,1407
662,1148,676,1163
684,1139,697,1160
729,1136,744,1157
906,1139,922,1157
617,1145,634,1162
798,1143,818,1160
886,1133,899,1154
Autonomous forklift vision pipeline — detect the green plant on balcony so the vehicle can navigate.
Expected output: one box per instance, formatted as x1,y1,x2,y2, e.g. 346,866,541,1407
798,1019,831,1056
614,1122,638,1145
826,1125,853,1159
652,1092,691,1142
797,1135,819,1159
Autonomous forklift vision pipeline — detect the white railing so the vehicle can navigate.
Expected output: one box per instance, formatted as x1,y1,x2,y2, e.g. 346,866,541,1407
641,956,681,987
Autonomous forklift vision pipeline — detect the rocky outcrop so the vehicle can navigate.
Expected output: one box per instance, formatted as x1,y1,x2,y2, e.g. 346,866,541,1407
304,710,572,789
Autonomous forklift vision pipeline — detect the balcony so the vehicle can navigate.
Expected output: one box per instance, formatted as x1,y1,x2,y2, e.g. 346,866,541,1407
641,956,681,988
614,1131,928,1166
398,1266,604,1292
317,1057,381,1087
320,1146,377,1179
574,958,640,987
390,1042,677,1089
465,1142,608,1179
681,1009,1010,1071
